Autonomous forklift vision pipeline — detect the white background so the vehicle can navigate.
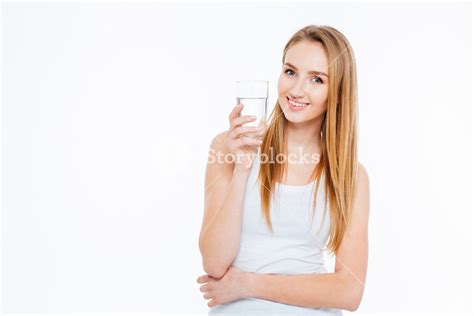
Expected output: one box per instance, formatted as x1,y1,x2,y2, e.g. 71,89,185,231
1,1,472,315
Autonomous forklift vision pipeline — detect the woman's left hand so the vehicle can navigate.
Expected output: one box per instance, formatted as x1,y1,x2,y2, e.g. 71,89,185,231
197,266,254,307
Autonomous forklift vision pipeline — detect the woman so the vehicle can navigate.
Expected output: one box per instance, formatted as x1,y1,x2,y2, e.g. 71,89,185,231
197,25,370,315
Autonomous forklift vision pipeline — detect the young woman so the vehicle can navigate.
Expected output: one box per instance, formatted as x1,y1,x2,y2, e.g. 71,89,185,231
197,25,370,315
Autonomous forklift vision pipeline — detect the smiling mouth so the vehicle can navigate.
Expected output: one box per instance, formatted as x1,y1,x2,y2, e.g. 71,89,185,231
286,97,309,108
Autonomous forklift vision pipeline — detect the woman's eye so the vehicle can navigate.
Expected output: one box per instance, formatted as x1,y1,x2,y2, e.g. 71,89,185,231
312,77,323,84
284,69,323,84
284,69,295,76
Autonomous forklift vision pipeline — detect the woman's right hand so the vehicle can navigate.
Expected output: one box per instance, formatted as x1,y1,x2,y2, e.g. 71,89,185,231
224,103,267,172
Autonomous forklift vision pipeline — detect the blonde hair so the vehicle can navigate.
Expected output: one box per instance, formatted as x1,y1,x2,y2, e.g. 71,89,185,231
258,25,359,255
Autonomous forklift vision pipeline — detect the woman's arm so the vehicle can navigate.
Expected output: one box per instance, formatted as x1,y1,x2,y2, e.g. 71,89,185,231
247,270,359,311
246,163,370,311
199,163,370,311
199,132,252,279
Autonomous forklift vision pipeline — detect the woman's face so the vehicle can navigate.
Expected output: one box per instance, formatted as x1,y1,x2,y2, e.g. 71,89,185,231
277,40,329,124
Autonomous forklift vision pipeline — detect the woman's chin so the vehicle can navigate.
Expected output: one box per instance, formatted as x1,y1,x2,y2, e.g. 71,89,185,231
284,115,307,124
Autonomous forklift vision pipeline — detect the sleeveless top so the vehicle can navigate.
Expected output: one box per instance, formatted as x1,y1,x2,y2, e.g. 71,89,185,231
208,150,343,315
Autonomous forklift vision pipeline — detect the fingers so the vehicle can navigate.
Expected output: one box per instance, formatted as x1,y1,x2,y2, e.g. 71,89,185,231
231,115,257,130
197,274,216,306
228,103,244,123
229,125,264,140
197,275,210,284
254,119,268,140
199,282,215,306
199,284,209,292
208,299,219,308
235,137,263,148
224,105,267,163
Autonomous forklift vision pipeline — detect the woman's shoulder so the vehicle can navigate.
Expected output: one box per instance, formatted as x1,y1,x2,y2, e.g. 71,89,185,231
356,162,369,183
355,162,370,202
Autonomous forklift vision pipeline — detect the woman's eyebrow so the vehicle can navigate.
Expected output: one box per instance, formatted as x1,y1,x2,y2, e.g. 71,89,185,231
284,62,328,77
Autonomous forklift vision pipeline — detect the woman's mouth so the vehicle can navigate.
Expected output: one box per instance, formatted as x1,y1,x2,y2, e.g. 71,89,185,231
287,97,309,111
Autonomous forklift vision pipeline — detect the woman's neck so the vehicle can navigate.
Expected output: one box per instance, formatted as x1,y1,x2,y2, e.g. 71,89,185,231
285,120,323,155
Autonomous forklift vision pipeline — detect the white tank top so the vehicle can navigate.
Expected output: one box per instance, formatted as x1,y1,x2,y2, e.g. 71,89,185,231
209,151,343,315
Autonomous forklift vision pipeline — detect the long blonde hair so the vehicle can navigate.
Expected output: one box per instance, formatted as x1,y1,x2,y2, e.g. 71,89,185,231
258,25,359,255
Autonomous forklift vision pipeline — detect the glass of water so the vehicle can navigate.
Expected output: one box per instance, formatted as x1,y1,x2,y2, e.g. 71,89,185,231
236,80,268,128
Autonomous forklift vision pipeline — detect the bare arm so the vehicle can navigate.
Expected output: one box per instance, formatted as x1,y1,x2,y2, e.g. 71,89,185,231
199,105,265,279
199,145,251,278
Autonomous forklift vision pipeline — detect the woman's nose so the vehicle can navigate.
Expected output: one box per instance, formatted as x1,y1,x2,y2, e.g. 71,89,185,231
290,78,309,97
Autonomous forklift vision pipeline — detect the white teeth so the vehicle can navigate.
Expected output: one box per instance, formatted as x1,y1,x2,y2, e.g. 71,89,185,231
289,99,308,107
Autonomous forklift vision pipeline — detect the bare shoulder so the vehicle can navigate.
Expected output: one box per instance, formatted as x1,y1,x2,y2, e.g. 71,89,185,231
356,162,370,185
354,161,370,218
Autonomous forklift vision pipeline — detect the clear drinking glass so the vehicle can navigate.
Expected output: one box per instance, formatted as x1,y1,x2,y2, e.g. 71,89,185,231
236,80,268,128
